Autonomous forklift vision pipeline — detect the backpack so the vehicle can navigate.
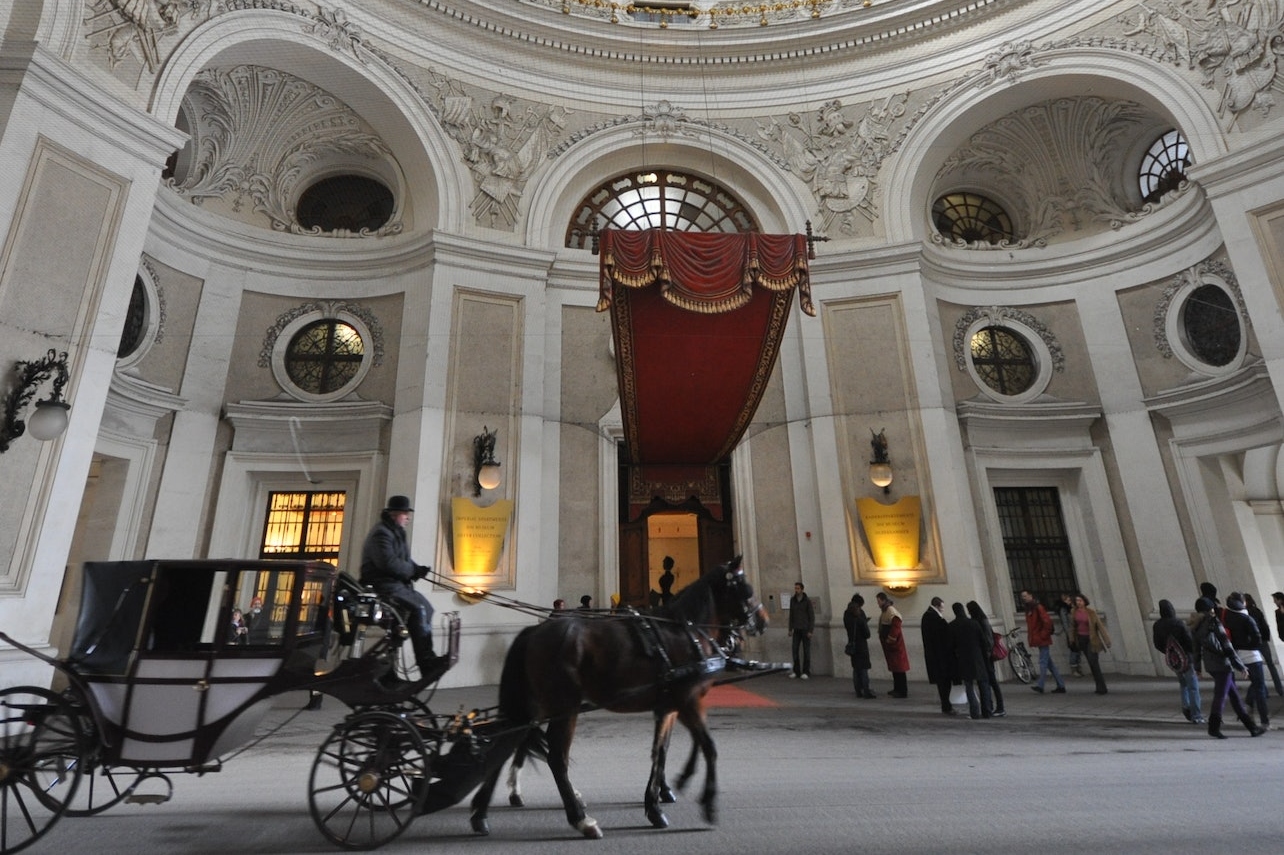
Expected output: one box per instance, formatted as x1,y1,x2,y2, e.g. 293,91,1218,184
1165,634,1191,673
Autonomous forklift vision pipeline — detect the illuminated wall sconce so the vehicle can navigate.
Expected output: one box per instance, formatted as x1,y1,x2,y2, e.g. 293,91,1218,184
472,426,502,495
869,428,893,493
883,580,917,596
1,349,71,453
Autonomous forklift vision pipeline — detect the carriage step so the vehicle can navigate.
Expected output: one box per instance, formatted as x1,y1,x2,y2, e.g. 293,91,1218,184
124,793,170,805
123,772,174,806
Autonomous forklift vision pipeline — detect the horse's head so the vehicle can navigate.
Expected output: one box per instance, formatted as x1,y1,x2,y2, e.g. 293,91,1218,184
712,556,768,636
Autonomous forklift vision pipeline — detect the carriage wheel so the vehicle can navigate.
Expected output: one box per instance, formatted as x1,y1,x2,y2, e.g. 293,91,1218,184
308,711,430,850
0,687,85,854
33,688,142,818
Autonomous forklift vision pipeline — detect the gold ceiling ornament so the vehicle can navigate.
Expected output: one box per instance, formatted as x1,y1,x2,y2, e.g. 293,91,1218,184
560,0,874,29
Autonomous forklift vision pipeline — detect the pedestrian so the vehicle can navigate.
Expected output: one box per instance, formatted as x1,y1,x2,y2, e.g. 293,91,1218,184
1071,593,1111,695
1193,597,1264,738
579,594,593,610
1223,593,1269,730
921,596,955,714
359,495,445,678
948,602,993,719
1152,598,1202,724
875,592,909,697
1243,594,1284,697
1021,590,1066,694
966,601,1006,717
843,594,875,699
788,582,815,679
1054,593,1082,676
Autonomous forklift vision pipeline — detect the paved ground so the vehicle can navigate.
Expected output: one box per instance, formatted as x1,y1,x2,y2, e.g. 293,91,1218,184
16,668,1284,854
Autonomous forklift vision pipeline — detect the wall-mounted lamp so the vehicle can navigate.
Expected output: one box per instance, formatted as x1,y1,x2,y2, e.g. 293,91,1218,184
883,581,917,596
473,426,502,495
869,428,893,493
1,349,71,453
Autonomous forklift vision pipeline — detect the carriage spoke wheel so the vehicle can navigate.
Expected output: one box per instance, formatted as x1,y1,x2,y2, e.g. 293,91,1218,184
33,688,142,818
0,687,85,854
309,711,429,850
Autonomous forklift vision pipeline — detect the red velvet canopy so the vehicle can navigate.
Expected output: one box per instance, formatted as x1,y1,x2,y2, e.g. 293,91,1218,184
598,229,814,471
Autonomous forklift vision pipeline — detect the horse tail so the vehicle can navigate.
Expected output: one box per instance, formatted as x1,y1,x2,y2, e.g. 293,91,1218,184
499,623,538,722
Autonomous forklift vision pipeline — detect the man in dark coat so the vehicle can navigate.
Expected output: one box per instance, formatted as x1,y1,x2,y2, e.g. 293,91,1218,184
788,582,815,679
948,602,993,719
921,597,954,714
360,495,445,678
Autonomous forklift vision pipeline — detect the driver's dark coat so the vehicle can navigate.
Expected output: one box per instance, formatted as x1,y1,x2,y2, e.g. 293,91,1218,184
360,514,420,587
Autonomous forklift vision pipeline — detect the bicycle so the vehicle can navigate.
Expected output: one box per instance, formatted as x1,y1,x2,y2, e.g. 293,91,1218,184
1000,627,1034,684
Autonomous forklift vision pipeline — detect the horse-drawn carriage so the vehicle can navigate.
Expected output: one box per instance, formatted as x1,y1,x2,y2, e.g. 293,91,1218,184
0,555,771,852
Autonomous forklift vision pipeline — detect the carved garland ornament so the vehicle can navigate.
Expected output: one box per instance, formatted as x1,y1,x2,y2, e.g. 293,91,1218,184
952,306,1065,373
257,300,386,369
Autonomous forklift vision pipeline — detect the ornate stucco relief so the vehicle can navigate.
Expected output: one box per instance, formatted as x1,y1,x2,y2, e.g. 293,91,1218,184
934,97,1159,248
952,306,1066,374
168,65,401,236
257,300,386,368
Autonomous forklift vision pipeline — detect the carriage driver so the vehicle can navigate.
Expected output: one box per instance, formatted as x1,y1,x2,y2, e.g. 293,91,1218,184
359,495,447,677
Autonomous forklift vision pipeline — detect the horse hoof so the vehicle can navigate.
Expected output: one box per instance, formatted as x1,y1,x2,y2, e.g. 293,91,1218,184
576,818,604,839
470,815,490,836
703,803,718,825
646,807,670,829
509,793,525,807
658,785,676,804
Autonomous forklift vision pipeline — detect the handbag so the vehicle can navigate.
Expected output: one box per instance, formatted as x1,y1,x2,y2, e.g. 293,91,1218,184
991,631,1009,661
844,641,855,656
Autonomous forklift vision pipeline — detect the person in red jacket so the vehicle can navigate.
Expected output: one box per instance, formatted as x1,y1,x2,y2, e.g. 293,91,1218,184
876,592,910,697
1021,590,1066,694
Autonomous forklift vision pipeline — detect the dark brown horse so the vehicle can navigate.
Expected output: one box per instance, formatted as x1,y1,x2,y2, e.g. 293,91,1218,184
469,556,768,838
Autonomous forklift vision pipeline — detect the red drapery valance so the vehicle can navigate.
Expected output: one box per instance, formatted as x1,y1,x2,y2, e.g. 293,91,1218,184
599,229,813,468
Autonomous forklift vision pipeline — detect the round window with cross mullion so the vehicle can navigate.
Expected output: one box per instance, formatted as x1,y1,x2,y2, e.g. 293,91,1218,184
971,326,1035,396
271,311,373,403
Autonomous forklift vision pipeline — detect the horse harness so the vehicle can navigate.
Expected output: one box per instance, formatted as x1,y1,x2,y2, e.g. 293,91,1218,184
629,610,728,690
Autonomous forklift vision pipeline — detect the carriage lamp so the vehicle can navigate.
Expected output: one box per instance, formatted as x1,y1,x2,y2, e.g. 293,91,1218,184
869,428,893,493
1,349,71,453
472,427,502,495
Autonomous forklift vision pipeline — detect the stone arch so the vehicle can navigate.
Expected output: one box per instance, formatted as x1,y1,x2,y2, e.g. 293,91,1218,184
150,9,470,233
884,48,1226,245
523,125,811,249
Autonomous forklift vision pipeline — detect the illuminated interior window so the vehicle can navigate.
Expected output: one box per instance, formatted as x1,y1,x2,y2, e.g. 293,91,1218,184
566,169,757,248
257,491,345,628
932,192,1015,245
1139,129,1191,205
970,326,1036,396
285,319,364,395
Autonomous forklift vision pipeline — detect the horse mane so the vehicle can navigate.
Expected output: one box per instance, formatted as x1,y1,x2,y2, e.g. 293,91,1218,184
652,557,740,629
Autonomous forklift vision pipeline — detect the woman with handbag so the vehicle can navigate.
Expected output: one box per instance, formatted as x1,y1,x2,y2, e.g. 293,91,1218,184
1193,597,1264,739
1072,594,1111,695
843,594,875,699
966,601,1006,717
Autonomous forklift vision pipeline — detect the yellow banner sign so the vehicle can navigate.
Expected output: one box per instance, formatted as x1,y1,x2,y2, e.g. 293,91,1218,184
451,497,514,577
856,495,922,569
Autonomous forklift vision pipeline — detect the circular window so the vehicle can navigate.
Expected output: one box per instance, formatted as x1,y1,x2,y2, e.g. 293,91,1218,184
1138,129,1192,205
971,326,1036,396
117,275,148,359
271,311,374,402
1163,273,1245,376
296,175,394,233
932,192,1015,245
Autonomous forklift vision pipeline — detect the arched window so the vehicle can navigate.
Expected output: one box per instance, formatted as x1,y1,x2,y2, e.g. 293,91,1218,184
566,170,757,248
932,192,1015,245
1139,130,1191,205
296,175,394,233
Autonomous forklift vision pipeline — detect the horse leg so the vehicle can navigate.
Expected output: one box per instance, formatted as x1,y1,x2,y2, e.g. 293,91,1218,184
548,715,602,838
645,711,676,828
507,742,526,807
674,737,700,792
469,759,504,835
676,706,718,825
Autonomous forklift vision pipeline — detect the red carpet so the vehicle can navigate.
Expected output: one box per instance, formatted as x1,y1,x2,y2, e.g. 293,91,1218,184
704,682,778,708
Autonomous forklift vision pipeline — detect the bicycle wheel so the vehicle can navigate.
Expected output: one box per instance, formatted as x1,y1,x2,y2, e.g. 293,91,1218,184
1009,646,1034,683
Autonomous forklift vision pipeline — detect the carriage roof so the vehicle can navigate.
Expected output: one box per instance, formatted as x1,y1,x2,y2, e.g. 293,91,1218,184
70,559,336,674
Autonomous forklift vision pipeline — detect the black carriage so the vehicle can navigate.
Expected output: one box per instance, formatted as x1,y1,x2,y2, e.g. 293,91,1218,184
0,559,526,852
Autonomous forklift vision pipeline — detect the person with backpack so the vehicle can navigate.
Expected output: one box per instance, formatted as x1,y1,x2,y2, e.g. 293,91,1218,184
1153,598,1202,724
1193,597,1264,739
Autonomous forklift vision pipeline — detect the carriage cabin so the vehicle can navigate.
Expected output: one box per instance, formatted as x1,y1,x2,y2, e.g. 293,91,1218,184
68,560,334,766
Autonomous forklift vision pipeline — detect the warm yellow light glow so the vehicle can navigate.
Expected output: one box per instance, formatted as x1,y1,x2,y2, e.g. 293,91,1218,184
477,462,502,490
869,461,894,488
